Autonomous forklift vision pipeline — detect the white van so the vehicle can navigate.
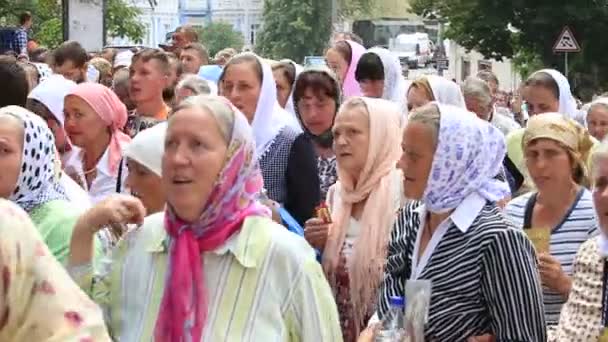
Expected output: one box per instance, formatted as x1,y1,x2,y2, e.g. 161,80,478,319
390,33,434,69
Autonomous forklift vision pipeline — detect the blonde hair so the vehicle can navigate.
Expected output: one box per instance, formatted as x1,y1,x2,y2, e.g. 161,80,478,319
408,77,435,101
171,95,234,144
591,139,608,180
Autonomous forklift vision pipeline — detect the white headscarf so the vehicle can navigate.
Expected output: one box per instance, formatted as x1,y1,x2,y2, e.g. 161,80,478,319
123,122,167,177
235,53,302,157
367,47,409,115
422,103,510,213
28,75,77,126
533,69,578,120
114,50,134,69
427,75,466,108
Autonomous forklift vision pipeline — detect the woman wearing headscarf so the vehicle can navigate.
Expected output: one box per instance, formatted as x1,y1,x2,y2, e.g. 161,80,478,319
0,106,104,263
220,53,319,225
293,66,341,201
366,103,545,341
505,113,598,326
0,199,111,341
325,40,366,98
405,75,466,112
305,97,405,341
272,59,304,129
63,83,131,204
68,95,342,341
506,69,599,194
355,47,409,120
586,98,608,141
547,139,608,340
122,122,167,215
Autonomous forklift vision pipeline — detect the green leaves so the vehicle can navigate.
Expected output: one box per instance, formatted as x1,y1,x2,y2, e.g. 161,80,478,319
196,22,244,57
256,0,331,63
0,0,145,48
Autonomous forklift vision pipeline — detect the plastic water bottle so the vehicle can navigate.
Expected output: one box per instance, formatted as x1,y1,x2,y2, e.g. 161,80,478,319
375,296,408,342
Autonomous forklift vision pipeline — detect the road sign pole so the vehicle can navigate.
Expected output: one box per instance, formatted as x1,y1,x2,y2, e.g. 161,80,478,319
565,52,568,78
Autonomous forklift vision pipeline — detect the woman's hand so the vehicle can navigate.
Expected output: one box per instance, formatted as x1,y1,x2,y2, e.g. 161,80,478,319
304,218,330,250
468,335,496,342
538,253,572,297
357,323,379,342
80,195,146,236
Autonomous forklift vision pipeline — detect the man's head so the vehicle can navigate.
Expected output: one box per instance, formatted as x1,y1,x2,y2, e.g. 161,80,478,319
214,48,237,67
180,43,209,74
0,56,28,107
52,41,88,83
90,57,113,87
100,48,117,65
20,11,33,29
174,25,199,48
129,48,170,105
113,68,135,111
462,76,494,121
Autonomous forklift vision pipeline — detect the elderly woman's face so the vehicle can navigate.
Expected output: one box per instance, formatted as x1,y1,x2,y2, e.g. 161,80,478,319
64,95,109,149
333,104,370,179
398,121,435,199
524,85,559,116
587,104,608,141
220,62,261,123
126,159,165,214
272,69,292,108
593,157,608,233
0,115,23,199
407,86,432,112
162,106,228,222
524,138,574,191
464,95,492,121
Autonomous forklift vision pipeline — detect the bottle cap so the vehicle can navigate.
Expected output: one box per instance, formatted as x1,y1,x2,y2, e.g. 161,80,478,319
389,296,405,307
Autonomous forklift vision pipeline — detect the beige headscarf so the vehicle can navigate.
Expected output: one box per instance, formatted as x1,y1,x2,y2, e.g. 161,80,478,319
522,112,595,186
323,96,402,334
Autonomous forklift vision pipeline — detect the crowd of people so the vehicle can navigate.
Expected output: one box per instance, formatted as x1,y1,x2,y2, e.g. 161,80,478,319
2,16,608,341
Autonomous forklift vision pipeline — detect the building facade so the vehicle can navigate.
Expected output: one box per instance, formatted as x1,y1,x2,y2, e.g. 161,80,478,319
109,0,180,48
208,0,263,46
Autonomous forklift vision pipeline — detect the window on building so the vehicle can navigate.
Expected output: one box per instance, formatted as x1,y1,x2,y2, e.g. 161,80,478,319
461,59,471,81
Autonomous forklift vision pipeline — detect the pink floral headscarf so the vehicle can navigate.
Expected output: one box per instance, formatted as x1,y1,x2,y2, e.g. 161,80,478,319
341,40,366,98
154,96,271,342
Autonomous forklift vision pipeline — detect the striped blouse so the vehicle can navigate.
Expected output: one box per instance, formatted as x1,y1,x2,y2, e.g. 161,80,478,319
504,189,599,325
71,214,342,341
377,193,546,342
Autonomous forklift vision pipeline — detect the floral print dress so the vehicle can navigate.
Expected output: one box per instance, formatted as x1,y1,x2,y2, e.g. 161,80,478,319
0,199,110,341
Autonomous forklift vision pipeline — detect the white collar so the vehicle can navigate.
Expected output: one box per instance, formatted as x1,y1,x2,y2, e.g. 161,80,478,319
77,146,112,177
413,192,487,233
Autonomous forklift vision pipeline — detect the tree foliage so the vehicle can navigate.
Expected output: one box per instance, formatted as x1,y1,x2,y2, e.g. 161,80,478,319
256,0,332,62
0,0,145,49
196,22,244,57
410,0,608,95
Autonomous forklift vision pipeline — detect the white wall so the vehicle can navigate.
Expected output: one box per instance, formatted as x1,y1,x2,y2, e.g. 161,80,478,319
446,40,521,91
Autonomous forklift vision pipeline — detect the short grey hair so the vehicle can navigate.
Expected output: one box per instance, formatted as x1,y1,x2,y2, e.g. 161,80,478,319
176,75,211,96
408,103,440,147
171,95,234,145
462,76,493,109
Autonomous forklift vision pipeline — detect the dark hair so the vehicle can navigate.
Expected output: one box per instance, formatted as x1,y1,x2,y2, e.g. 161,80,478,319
0,56,28,107
29,47,48,63
355,52,384,82
272,62,296,86
19,11,32,25
26,98,55,122
220,54,263,84
525,71,560,100
477,70,499,86
53,41,88,68
131,48,170,74
331,40,352,65
183,43,209,64
293,70,340,148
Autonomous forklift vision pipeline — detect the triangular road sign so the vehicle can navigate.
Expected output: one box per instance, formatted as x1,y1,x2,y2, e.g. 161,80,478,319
553,26,580,52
